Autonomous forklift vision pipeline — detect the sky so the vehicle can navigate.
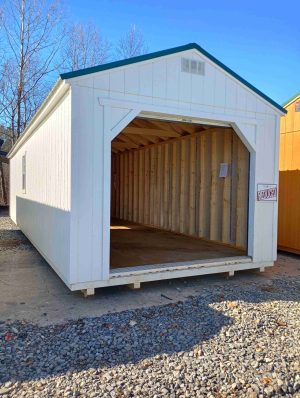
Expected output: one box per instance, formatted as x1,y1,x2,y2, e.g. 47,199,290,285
66,0,299,105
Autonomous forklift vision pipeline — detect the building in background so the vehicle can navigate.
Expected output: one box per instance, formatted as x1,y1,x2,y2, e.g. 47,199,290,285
278,92,300,254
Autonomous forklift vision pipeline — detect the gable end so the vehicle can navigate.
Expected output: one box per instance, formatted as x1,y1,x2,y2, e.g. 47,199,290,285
60,43,286,114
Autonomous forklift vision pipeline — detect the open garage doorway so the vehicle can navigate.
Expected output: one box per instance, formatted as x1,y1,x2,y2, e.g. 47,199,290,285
110,116,249,271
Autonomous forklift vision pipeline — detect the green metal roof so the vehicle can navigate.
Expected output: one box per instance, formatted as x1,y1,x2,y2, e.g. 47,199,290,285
60,43,286,114
282,91,300,108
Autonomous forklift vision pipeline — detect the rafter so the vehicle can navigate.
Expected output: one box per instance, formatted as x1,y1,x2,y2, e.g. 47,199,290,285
123,126,180,137
117,134,141,147
112,141,138,150
123,133,151,146
143,135,161,144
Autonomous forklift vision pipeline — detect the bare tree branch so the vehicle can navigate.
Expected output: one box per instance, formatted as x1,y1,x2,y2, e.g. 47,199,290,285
115,25,148,60
0,0,65,142
61,22,110,72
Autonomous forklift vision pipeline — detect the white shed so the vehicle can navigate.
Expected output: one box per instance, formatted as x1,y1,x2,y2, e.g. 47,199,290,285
8,43,286,295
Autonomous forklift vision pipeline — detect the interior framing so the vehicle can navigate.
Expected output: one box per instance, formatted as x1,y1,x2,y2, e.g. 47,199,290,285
110,116,250,270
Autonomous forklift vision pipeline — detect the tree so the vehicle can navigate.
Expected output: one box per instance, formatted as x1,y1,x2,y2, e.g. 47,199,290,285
0,0,64,143
61,22,110,72
115,25,148,60
0,1,149,142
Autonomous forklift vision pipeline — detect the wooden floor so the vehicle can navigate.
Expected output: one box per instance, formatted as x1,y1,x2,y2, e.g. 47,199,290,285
110,220,246,269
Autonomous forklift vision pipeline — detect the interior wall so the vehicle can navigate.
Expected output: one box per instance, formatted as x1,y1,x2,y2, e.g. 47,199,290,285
111,127,249,250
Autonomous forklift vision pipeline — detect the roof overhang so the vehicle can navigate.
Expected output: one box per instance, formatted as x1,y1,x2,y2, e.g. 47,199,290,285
7,79,70,159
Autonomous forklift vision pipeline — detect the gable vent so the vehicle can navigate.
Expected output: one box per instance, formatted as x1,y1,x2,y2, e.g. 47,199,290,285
181,57,205,75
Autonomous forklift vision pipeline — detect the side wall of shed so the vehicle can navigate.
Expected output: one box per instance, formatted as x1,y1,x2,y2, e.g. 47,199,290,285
10,90,72,283
278,99,300,252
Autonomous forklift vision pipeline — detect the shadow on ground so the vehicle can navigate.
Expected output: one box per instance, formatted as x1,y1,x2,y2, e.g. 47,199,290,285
1,206,300,385
0,276,299,383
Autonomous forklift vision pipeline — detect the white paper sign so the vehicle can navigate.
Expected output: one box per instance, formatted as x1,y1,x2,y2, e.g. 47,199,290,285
257,184,277,201
219,163,229,178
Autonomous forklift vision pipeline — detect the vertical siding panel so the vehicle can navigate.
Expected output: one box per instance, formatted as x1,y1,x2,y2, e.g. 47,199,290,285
199,132,211,238
133,151,139,222
111,155,115,217
153,60,167,99
210,131,218,240
124,151,129,220
116,154,120,218
156,145,162,227
128,151,133,221
210,131,223,242
138,150,144,224
236,140,249,249
189,136,196,235
179,139,187,233
168,144,173,230
194,135,201,235
230,134,238,245
149,147,155,225
144,148,150,225
119,153,124,219
162,144,169,229
171,141,179,231
221,130,232,244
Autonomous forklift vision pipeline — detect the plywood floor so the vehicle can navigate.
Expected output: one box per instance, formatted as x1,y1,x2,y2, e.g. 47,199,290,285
110,220,246,269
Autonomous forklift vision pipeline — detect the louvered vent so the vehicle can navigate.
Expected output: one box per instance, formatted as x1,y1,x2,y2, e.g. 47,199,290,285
181,58,205,75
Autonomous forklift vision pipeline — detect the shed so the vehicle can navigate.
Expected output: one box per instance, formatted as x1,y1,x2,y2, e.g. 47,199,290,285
278,92,300,254
8,43,286,295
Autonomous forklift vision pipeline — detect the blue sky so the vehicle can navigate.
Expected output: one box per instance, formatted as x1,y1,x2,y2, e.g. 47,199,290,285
66,0,299,105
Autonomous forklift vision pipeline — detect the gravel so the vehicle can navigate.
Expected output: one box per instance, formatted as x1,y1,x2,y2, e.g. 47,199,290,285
0,278,299,397
1,209,300,397
0,208,29,252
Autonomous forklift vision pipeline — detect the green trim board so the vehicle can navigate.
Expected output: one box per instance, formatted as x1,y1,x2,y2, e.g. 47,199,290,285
282,91,300,108
60,43,286,114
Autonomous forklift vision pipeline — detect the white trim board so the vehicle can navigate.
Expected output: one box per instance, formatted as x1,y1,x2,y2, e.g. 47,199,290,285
69,258,273,291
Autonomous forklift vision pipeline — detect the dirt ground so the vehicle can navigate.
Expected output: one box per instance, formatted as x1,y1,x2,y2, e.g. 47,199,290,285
1,207,300,326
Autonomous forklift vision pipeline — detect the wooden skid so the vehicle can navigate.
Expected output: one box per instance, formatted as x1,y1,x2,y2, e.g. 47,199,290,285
70,259,274,291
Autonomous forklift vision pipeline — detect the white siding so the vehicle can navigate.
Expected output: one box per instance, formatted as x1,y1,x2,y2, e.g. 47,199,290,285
74,49,278,118
10,91,71,283
253,115,279,262
70,82,281,286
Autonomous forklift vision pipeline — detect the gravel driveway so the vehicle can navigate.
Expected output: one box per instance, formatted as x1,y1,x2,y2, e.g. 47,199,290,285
0,208,29,252
0,209,300,397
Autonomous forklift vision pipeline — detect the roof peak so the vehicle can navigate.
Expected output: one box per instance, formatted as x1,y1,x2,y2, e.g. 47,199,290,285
282,91,300,108
60,42,286,114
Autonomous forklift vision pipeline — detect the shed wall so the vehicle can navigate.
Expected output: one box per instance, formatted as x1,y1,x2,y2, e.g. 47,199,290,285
111,128,249,249
278,99,300,253
10,90,71,282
